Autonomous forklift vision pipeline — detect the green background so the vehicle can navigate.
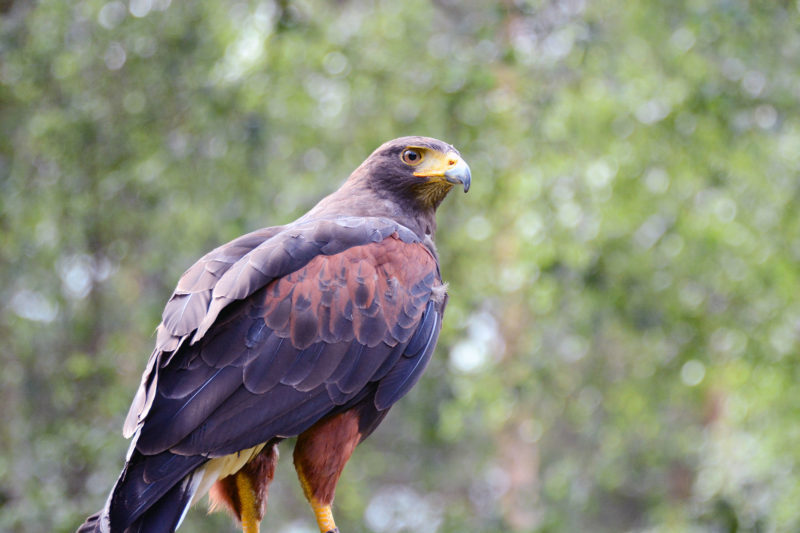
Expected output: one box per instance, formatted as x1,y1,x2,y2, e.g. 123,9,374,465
2,0,799,531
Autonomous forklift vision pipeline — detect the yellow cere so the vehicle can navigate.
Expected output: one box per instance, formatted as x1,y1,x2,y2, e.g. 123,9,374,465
412,149,461,178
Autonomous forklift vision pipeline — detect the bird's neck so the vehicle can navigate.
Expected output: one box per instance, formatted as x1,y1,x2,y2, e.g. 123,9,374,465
303,179,438,241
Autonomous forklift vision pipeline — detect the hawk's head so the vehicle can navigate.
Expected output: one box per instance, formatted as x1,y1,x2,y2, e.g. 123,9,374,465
359,136,471,209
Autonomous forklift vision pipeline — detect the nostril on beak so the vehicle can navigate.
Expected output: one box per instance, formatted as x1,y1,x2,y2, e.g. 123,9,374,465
448,159,457,167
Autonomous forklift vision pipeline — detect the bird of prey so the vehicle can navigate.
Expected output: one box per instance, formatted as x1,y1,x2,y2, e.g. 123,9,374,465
77,136,471,533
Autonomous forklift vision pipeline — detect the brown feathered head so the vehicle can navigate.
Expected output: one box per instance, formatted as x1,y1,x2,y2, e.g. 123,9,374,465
302,136,470,238
354,136,471,209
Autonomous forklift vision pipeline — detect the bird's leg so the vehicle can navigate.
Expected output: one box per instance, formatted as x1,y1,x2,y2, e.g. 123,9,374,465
235,470,261,533
294,410,362,533
209,443,279,533
295,462,339,533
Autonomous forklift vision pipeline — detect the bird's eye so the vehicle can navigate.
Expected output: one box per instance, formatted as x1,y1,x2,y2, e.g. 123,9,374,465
401,148,423,166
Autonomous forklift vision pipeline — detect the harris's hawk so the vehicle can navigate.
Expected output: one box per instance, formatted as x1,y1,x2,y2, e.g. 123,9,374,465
78,136,471,533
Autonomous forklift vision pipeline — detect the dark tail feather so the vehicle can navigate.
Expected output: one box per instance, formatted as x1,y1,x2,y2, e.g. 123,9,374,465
124,470,202,533
75,473,200,533
76,451,206,533
76,510,106,533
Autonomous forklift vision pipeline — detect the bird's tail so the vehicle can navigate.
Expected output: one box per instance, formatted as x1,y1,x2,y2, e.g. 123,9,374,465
76,510,105,533
76,450,206,533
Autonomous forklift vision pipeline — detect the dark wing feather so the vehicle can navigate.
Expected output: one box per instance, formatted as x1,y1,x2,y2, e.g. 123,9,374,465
138,365,244,451
124,227,284,437
291,341,351,391
242,333,303,394
280,343,325,386
124,216,418,438
375,300,442,410
162,227,284,340
135,231,443,457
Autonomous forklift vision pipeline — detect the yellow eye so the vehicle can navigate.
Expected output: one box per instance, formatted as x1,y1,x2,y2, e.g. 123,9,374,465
401,148,424,166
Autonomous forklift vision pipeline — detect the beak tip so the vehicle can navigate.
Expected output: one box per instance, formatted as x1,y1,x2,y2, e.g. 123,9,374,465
445,159,472,194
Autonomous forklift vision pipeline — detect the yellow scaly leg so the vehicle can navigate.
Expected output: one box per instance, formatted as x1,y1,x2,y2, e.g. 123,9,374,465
235,470,261,533
310,500,338,533
297,464,339,533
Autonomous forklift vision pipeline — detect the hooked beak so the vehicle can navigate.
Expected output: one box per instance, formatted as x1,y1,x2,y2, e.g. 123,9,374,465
444,157,471,193
414,151,472,193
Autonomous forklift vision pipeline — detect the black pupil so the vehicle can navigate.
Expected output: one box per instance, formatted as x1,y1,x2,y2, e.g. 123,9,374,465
406,150,418,161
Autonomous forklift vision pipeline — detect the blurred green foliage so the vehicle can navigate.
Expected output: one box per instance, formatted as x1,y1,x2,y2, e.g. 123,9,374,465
2,0,800,531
